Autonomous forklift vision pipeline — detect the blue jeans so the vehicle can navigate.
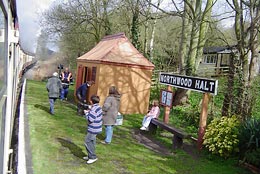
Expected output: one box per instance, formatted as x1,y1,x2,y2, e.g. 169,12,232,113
142,116,153,128
49,98,57,114
105,125,114,143
60,88,69,99
85,132,97,159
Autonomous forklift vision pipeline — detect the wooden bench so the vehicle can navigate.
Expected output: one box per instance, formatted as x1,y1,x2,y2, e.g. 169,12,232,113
148,118,191,149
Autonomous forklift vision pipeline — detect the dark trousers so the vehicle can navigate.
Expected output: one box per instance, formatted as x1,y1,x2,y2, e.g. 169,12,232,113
77,103,84,115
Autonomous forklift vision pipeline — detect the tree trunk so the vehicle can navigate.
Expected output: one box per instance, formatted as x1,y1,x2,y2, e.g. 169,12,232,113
178,2,191,74
232,0,248,115
195,0,213,71
172,88,188,106
144,19,149,56
131,0,141,50
222,54,235,116
149,16,157,61
103,0,111,35
148,0,161,61
248,2,260,81
241,1,260,118
186,0,201,76
230,0,260,119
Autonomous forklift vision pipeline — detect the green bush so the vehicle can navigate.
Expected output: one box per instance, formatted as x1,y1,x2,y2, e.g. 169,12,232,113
172,106,200,126
203,116,240,158
244,148,260,167
239,118,260,152
238,118,260,166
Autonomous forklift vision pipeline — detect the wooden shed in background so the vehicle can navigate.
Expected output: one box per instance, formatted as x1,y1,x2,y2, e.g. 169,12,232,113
75,33,155,114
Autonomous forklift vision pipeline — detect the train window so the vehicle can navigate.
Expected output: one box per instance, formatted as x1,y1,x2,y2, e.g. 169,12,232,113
0,4,6,172
0,7,5,95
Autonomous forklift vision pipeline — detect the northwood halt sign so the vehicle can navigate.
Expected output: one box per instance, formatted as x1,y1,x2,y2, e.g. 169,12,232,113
159,72,218,95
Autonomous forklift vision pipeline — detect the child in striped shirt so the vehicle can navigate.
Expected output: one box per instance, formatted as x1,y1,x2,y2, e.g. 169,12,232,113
83,95,102,164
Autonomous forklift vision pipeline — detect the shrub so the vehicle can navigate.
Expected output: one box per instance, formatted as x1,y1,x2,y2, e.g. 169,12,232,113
203,116,240,158
239,118,260,151
244,148,260,167
238,118,260,166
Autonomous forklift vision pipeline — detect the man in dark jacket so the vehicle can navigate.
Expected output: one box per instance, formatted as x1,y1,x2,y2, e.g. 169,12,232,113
46,72,63,115
76,81,94,115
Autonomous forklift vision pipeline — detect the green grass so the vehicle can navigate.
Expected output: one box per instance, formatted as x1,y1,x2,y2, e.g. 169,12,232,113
26,80,251,174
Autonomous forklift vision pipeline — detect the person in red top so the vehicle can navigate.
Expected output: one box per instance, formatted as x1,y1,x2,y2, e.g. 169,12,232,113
140,99,160,131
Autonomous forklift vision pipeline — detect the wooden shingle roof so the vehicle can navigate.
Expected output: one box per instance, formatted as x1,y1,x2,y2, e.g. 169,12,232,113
77,33,154,70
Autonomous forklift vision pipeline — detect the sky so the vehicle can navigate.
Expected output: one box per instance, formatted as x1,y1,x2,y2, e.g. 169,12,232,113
17,0,55,54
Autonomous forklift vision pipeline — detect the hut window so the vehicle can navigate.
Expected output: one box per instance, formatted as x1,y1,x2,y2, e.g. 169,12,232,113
76,65,84,89
220,54,229,65
83,67,88,83
91,67,97,82
203,54,217,64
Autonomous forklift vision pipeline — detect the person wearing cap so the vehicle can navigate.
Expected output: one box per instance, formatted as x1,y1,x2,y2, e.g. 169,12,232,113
46,72,63,115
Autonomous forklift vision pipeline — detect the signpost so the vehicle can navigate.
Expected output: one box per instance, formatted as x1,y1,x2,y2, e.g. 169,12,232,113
159,72,218,150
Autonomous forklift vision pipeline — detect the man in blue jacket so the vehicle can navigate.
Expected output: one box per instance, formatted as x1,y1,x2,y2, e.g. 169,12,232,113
76,81,94,115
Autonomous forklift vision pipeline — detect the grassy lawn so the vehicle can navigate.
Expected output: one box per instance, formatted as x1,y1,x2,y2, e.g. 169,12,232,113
26,80,251,174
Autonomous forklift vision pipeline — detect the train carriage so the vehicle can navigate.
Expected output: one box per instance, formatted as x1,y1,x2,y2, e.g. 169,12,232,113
0,0,34,173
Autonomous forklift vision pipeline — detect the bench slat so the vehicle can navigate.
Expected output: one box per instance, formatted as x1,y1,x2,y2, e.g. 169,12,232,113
151,119,190,139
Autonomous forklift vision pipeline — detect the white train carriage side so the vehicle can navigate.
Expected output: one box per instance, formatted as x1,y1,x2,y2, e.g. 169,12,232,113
0,0,34,173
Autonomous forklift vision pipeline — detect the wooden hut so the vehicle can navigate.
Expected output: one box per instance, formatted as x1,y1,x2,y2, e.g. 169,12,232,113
75,33,155,114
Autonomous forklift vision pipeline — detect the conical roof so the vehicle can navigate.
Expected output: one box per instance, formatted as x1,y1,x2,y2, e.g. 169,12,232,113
77,33,154,69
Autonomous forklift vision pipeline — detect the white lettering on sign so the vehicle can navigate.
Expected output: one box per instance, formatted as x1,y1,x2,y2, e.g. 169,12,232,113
159,73,218,95
209,82,215,91
160,75,192,88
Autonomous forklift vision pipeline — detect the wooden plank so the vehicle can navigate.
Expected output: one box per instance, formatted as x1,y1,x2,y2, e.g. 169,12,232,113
76,65,84,89
151,119,190,139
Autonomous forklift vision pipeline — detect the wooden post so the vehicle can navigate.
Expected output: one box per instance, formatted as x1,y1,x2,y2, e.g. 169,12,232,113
197,93,210,150
163,85,172,124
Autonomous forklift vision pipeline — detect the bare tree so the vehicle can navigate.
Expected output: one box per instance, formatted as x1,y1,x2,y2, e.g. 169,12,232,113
223,0,260,118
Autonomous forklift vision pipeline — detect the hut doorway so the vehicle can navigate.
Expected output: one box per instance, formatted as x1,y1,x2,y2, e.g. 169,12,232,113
76,65,97,101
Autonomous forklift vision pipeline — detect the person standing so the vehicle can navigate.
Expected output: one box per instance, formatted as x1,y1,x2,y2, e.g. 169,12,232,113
140,99,160,131
60,67,72,100
76,81,94,115
83,95,102,164
102,86,121,144
46,72,63,115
